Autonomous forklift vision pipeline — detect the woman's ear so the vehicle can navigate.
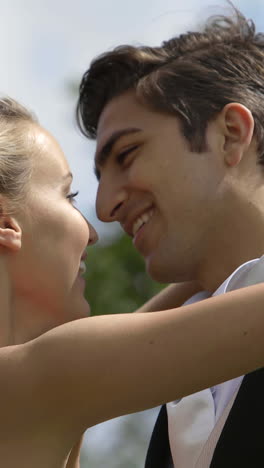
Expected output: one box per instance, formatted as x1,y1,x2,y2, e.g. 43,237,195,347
220,103,255,167
0,213,22,252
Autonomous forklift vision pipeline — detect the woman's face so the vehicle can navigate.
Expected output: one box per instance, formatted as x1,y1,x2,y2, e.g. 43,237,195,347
9,125,98,342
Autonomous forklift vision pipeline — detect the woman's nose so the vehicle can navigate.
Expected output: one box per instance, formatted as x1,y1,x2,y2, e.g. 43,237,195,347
88,221,98,246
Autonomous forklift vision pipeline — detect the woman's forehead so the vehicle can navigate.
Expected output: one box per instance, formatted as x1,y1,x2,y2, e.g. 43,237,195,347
30,126,70,182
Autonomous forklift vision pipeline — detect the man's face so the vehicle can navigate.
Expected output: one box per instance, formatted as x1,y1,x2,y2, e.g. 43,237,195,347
95,91,227,283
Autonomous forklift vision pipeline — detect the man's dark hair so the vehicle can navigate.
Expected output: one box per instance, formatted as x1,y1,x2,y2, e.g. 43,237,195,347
76,7,264,163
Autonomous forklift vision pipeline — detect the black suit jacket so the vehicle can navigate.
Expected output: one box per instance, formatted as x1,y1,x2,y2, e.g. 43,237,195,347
145,368,264,468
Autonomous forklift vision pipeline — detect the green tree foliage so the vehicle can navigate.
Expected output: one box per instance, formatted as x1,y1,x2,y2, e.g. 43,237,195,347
84,233,165,316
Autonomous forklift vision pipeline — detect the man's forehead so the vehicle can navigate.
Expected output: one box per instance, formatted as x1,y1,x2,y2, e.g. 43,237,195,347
97,90,141,136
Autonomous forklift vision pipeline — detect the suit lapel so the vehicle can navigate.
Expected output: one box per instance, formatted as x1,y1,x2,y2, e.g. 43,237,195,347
210,367,264,467
145,368,264,468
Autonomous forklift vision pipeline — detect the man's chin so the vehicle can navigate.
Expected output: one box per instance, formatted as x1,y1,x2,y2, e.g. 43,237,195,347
145,255,170,284
146,252,186,284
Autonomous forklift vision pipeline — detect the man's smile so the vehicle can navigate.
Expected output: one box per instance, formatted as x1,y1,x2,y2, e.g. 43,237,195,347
132,208,154,237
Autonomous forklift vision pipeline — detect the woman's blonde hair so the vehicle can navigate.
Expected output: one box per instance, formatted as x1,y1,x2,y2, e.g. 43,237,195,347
0,97,38,208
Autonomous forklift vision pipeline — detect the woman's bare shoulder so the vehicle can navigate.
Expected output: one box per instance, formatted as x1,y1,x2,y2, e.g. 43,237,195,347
0,345,38,425
0,344,83,467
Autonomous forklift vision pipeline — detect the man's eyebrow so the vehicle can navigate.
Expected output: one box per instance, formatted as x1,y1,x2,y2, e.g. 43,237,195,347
94,127,142,177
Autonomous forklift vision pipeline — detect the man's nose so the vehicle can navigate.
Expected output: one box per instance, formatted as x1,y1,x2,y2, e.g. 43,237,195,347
96,176,127,222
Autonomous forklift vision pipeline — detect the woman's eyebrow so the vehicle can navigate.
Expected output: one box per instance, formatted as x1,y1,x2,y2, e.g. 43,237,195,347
59,172,73,188
62,172,73,183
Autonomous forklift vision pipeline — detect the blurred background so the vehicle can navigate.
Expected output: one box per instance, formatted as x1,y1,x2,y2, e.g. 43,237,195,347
1,0,262,466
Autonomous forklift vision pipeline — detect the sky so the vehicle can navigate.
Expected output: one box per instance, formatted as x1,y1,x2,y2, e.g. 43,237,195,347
1,0,263,461
0,0,261,240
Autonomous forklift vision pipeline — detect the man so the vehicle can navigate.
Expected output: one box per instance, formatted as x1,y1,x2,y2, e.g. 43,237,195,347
77,7,264,468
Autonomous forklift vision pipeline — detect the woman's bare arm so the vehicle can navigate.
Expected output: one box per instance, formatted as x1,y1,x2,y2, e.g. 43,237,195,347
19,282,264,433
135,281,201,312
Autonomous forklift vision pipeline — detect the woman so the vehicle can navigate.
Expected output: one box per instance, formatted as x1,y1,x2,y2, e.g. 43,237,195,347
0,96,263,467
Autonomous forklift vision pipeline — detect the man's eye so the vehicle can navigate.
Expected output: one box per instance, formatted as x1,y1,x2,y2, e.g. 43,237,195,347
67,190,79,203
116,145,138,164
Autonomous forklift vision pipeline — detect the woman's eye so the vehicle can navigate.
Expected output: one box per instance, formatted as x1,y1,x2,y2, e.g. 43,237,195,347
66,190,79,203
116,145,138,165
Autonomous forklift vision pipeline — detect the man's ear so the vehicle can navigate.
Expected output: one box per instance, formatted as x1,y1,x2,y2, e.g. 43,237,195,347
0,213,22,252
220,103,255,167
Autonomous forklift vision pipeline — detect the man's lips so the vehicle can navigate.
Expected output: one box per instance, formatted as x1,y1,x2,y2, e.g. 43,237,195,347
132,209,154,237
131,209,155,253
132,220,148,248
121,206,154,237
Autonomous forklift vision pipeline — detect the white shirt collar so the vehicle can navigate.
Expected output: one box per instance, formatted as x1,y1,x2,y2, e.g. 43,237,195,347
213,256,261,296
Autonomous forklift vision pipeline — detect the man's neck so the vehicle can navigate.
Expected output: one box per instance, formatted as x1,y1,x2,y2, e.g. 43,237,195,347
196,195,264,292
